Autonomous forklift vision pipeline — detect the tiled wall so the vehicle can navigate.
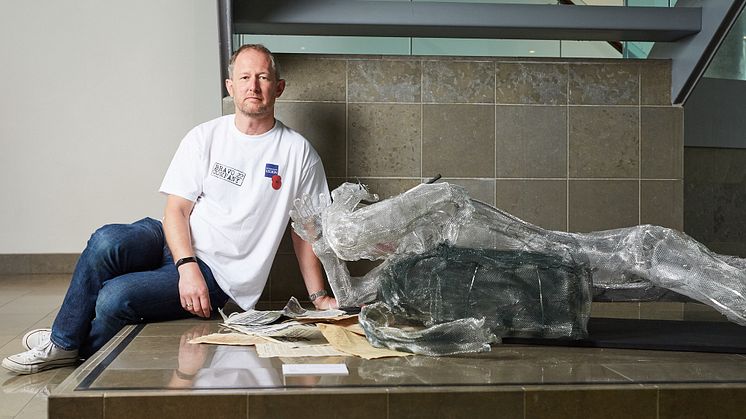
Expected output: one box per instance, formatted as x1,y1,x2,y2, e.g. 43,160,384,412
684,147,746,258
231,54,683,304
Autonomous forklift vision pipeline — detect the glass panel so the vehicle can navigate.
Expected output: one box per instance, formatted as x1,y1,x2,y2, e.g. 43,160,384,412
241,35,412,55
561,40,622,58
623,0,673,58
412,38,560,57
703,7,746,81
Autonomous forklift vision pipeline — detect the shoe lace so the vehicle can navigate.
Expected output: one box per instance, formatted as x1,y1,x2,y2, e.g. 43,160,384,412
23,339,54,360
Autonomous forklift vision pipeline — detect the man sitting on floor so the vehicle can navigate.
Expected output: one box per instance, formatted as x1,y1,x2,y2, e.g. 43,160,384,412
2,44,336,375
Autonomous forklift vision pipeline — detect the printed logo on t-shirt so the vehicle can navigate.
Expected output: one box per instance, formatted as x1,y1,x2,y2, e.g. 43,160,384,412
265,163,281,190
264,163,279,178
211,162,246,186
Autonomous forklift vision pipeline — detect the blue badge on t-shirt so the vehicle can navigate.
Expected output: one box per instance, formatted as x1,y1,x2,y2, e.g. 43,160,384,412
264,163,279,178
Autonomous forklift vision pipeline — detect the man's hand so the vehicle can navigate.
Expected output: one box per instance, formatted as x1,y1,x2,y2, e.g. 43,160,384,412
313,295,338,310
178,263,212,318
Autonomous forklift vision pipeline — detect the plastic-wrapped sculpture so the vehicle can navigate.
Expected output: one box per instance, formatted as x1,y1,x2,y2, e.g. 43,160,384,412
290,182,746,356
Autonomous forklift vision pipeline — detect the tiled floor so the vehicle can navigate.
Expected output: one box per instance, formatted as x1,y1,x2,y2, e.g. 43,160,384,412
3,274,746,419
0,275,74,419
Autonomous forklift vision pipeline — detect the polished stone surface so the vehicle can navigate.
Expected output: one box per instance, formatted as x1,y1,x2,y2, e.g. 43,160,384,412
58,322,746,393
2,274,746,419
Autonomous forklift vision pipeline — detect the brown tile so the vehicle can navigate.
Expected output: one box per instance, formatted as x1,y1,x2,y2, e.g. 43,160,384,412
683,302,728,322
275,102,346,177
609,361,746,383
276,56,346,102
347,259,383,277
683,148,746,256
349,59,421,103
348,104,421,177
277,223,295,254
496,180,567,231
659,387,746,419
0,254,30,275
389,390,523,419
569,63,639,105
684,147,746,184
641,180,683,230
641,107,683,179
496,105,567,178
569,106,639,178
568,180,638,232
423,60,495,103
638,302,684,320
30,254,79,274
354,178,421,199
641,59,671,105
222,96,234,115
591,302,640,319
48,395,103,419
250,393,386,419
104,394,247,419
423,104,495,177
270,253,320,303
525,388,657,419
438,178,495,206
495,62,568,105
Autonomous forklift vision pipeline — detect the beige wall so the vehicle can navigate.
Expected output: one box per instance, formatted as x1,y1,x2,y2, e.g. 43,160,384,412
237,54,684,304
0,0,222,254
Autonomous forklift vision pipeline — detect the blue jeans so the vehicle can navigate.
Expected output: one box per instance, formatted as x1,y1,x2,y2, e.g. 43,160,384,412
51,217,229,358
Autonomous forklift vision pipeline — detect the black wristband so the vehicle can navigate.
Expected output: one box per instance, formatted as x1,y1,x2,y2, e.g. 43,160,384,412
175,256,197,269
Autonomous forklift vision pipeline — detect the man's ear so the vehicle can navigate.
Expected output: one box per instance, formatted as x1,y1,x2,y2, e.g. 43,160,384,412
275,79,286,98
225,78,234,97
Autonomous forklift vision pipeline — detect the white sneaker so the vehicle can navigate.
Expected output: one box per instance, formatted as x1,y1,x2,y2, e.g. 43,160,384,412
21,328,52,351
2,340,78,375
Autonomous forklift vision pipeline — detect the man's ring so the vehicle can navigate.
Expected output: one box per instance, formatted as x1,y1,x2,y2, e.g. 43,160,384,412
186,303,193,308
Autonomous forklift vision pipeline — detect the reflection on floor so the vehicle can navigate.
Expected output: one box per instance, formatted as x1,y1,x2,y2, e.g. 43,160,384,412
3,274,746,419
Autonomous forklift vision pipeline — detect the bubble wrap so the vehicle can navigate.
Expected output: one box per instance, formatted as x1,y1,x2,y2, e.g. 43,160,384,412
291,182,746,356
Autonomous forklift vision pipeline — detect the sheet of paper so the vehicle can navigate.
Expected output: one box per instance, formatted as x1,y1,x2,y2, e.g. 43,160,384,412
317,316,366,336
281,363,349,376
223,321,323,339
256,343,349,358
317,323,412,360
187,332,273,346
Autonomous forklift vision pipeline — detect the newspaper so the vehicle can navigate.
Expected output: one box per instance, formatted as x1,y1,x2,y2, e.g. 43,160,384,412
220,297,349,327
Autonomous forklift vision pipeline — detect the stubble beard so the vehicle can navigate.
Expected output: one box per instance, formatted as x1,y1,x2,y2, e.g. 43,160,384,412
237,101,270,118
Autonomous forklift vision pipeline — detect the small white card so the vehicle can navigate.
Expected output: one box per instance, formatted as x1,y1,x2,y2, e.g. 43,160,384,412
281,363,349,376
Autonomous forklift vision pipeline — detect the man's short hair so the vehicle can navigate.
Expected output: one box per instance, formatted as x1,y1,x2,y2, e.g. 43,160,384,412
228,44,280,80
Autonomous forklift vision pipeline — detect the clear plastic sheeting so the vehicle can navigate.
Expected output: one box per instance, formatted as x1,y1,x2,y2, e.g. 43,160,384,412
291,182,746,356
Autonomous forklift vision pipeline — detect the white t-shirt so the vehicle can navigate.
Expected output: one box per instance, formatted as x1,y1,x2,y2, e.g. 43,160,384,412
159,115,329,309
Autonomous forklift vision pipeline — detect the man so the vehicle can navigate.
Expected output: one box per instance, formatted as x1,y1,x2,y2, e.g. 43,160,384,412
2,44,335,375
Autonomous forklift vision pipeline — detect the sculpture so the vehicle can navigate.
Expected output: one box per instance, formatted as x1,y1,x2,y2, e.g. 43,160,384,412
291,182,746,355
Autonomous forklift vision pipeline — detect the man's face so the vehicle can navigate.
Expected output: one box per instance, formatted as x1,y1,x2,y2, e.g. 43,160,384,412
226,49,285,117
